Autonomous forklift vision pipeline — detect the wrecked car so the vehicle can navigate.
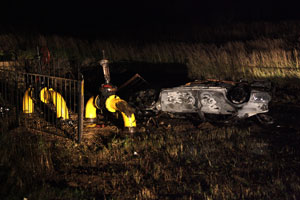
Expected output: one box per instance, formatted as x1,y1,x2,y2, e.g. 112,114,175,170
154,79,273,123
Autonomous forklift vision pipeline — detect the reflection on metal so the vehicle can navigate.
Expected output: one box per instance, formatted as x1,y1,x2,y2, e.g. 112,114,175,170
22,88,34,114
156,80,272,120
105,95,136,128
78,78,84,143
40,87,69,120
100,59,111,84
85,96,97,122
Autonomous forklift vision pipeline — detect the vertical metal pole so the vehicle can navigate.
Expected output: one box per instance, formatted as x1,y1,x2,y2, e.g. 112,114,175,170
54,57,56,77
15,71,19,126
64,79,67,117
4,72,7,101
72,81,74,112
42,75,45,120
77,76,84,143
47,77,50,122
73,81,75,113
58,58,60,78
54,78,57,127
30,75,33,115
60,79,62,120
1,71,3,98
69,80,71,112
0,70,2,97
36,46,41,74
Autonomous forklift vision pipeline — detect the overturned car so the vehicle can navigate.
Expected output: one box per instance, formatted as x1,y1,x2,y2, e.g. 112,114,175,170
154,79,273,123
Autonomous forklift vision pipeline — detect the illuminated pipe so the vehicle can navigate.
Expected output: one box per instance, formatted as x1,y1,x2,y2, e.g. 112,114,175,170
105,95,136,131
85,96,97,122
22,88,34,114
40,87,69,120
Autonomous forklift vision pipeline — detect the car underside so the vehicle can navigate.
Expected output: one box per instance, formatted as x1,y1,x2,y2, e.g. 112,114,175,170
154,79,272,123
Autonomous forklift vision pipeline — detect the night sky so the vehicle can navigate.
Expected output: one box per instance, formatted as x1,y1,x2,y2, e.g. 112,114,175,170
1,0,300,36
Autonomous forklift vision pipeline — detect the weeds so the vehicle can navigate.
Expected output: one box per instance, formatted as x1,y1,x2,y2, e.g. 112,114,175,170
1,117,300,199
2,21,300,87
1,20,300,199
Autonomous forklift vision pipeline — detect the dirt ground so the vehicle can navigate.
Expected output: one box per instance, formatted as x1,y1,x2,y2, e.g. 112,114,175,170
1,69,300,199
1,93,300,199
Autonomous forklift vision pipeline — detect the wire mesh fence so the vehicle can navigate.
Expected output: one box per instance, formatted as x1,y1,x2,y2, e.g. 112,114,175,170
0,67,84,142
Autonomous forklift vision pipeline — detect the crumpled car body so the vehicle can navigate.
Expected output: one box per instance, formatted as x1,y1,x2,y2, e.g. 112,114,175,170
155,80,271,119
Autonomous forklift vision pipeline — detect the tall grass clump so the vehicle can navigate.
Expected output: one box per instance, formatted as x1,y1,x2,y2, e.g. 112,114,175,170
1,20,300,86
1,109,300,199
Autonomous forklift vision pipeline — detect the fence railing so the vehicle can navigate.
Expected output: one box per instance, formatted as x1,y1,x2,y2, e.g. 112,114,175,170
0,69,84,142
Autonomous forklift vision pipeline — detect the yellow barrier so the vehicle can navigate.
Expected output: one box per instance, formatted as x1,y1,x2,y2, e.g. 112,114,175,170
22,88,34,114
40,87,69,120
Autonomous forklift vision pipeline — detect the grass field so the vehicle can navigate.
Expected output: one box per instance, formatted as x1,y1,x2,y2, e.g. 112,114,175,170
1,109,300,199
1,20,300,199
1,20,300,86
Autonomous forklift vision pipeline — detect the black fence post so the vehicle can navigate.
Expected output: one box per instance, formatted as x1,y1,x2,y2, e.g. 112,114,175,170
15,71,19,127
77,75,84,143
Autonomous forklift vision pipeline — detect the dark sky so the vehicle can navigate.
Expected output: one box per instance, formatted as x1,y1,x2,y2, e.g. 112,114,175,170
1,0,300,36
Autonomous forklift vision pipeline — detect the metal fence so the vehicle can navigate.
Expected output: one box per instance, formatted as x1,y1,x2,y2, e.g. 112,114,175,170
0,69,84,142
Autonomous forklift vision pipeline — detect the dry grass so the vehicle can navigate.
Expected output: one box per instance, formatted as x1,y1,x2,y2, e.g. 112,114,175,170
1,117,300,199
1,20,300,199
1,21,300,86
